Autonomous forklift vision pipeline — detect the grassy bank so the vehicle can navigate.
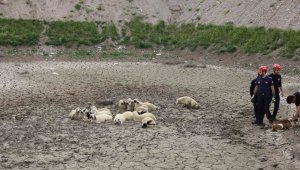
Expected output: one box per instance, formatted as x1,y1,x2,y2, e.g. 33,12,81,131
0,18,43,45
0,17,300,58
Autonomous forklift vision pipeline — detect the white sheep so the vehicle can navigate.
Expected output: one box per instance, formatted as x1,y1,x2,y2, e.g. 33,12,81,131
70,107,89,120
141,117,156,128
118,99,127,111
97,108,112,116
176,96,200,109
89,105,112,116
93,113,113,123
126,98,135,111
114,113,126,125
69,107,81,119
136,105,149,115
122,111,134,121
133,99,158,112
133,111,156,122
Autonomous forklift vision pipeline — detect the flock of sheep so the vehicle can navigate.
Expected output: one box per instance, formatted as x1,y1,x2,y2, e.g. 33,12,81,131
68,96,200,128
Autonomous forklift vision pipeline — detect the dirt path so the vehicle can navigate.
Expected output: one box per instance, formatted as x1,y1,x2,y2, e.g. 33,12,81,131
0,61,300,169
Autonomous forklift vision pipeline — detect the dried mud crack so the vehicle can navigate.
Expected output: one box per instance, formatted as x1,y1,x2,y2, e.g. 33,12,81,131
0,61,299,169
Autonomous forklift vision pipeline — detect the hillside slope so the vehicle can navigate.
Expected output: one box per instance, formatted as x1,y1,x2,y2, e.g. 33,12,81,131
0,0,300,30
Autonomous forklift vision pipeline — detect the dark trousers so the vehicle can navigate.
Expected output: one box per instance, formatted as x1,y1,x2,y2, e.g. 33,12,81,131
272,93,280,119
252,95,258,119
256,93,272,124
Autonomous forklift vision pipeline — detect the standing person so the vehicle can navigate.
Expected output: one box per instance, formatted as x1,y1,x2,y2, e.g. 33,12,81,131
286,91,300,119
250,69,262,124
268,64,284,121
252,66,275,129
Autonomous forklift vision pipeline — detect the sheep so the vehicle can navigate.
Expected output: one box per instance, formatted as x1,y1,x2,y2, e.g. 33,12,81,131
72,107,89,120
133,99,158,112
176,96,200,109
122,111,134,121
141,117,156,128
82,107,112,123
114,113,126,125
133,111,156,122
93,113,113,123
136,105,149,115
97,108,112,116
90,105,112,116
69,107,81,120
126,98,135,111
118,99,128,111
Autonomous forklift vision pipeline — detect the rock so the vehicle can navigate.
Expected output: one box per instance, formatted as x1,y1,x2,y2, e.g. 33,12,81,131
199,63,207,68
169,5,182,12
0,0,7,5
258,157,268,162
282,148,294,160
183,61,198,68
17,71,29,75
96,99,113,106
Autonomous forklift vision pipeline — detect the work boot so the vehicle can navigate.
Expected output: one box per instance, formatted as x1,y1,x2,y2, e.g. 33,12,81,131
258,123,265,129
252,121,258,124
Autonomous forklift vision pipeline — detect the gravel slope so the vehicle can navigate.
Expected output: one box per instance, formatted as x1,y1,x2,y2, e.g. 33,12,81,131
0,0,300,30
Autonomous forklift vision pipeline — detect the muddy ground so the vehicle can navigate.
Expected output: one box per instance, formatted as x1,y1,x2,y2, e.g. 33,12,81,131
0,56,300,169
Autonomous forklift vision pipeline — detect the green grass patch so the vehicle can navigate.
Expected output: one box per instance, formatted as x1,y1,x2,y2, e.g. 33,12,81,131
121,17,300,57
1,18,300,58
0,18,43,45
46,21,102,46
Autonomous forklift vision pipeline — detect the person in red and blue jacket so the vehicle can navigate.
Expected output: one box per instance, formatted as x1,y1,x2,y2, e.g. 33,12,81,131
252,66,275,129
250,69,262,123
268,64,284,121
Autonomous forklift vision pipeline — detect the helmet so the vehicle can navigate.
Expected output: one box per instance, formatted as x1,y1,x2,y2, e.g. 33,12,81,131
273,64,281,71
259,66,268,72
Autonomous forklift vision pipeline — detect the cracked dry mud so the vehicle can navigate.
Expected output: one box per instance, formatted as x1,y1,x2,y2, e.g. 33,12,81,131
0,61,300,170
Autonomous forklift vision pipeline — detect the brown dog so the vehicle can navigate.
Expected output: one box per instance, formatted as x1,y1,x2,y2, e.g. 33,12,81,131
272,118,298,132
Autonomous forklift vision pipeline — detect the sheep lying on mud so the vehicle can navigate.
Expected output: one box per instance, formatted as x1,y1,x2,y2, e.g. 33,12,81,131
114,111,134,125
141,117,156,128
133,111,156,122
69,106,112,123
176,96,200,109
117,98,135,111
133,99,158,112
69,96,202,128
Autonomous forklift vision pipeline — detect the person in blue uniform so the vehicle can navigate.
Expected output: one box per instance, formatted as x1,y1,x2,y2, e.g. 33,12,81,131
252,66,275,129
250,69,262,123
268,64,284,121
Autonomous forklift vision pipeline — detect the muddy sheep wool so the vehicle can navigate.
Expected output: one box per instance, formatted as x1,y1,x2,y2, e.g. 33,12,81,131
126,98,135,111
133,99,158,112
70,107,89,120
176,96,200,109
133,111,156,122
69,107,81,120
118,99,128,111
141,117,156,128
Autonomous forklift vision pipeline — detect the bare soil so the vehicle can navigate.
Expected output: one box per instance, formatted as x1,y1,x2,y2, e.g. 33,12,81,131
1,53,300,169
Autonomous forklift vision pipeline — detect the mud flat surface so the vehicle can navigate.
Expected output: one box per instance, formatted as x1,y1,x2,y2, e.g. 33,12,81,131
0,61,300,169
